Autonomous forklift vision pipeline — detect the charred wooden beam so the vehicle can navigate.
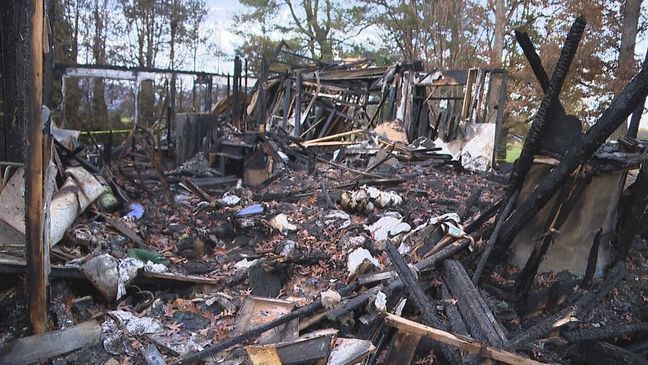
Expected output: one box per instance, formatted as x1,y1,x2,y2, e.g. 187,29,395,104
497,53,648,252
442,283,479,364
385,242,443,328
385,243,463,364
563,322,648,343
514,30,551,93
443,260,508,347
507,16,585,194
567,341,647,365
581,228,603,288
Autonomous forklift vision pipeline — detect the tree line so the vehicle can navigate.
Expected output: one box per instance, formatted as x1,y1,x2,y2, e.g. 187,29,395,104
235,0,646,138
46,0,647,141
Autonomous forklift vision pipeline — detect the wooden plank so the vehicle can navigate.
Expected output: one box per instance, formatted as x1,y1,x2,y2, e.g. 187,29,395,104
384,331,421,365
25,0,47,335
383,314,546,365
103,215,146,248
0,321,101,364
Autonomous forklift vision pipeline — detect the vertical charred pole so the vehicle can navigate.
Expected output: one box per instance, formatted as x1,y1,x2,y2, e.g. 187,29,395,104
626,52,648,138
282,77,291,131
508,16,586,194
294,72,302,137
25,0,47,335
232,56,241,129
168,73,176,157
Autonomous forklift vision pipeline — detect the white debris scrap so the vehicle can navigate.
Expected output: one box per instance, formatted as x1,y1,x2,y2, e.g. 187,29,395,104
364,213,412,242
117,258,144,300
429,213,468,238
234,258,259,270
324,210,352,229
347,248,380,276
321,289,342,309
110,310,163,336
219,193,241,206
269,213,298,233
374,291,387,312
341,186,403,213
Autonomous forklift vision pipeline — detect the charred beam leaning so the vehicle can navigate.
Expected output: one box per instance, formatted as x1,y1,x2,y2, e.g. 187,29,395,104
444,260,508,348
498,51,648,252
507,16,586,194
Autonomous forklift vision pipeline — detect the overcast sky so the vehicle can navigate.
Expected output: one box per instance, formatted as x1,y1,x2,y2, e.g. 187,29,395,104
200,1,648,75
199,0,245,73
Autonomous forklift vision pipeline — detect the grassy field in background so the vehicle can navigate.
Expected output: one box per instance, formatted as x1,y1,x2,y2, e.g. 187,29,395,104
505,142,522,163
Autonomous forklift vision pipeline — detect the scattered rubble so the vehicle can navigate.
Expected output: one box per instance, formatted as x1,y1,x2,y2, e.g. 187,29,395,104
1,16,648,365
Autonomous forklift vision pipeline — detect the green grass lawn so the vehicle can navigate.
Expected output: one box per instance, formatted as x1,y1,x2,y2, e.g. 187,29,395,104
505,143,522,163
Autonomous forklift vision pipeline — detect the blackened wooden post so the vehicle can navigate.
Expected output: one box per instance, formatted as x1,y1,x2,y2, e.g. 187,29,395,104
294,72,302,136
282,77,291,130
232,56,241,129
0,2,28,162
25,0,47,335
206,76,213,112
168,73,176,156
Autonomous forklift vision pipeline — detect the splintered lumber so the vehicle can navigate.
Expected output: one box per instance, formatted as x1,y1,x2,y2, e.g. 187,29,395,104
383,313,546,365
417,224,492,272
443,260,508,347
177,283,360,364
507,16,585,193
508,261,626,349
302,129,365,145
567,341,647,365
498,52,648,252
0,321,101,364
325,286,382,321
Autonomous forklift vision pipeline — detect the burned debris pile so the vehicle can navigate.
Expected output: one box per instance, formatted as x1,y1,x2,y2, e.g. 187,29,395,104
1,16,648,365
